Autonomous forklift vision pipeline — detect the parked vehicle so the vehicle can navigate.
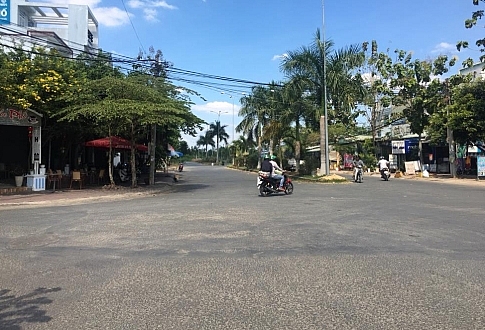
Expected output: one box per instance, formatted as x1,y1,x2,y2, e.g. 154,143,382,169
257,171,294,196
381,167,390,181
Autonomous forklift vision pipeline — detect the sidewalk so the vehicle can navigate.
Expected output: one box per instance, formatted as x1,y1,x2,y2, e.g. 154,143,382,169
0,172,178,209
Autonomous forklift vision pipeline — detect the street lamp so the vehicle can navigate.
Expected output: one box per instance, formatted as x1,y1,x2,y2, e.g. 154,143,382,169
210,110,228,164
321,0,330,175
221,91,236,165
220,92,235,144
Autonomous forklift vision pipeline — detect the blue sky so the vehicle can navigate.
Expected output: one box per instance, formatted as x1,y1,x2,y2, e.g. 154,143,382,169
49,1,484,147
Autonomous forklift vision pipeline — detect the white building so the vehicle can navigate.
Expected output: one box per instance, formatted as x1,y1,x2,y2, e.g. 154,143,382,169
459,62,485,79
0,0,98,57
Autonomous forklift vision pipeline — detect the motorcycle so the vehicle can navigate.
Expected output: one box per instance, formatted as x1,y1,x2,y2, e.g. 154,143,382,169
380,167,390,181
354,165,363,183
178,162,184,172
116,163,131,182
116,163,140,183
257,171,294,197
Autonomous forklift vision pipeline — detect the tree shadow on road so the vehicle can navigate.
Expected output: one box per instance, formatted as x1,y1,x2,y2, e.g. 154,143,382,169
172,183,211,193
0,287,61,330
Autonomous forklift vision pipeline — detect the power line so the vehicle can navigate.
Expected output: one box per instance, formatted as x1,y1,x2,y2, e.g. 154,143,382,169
120,0,146,55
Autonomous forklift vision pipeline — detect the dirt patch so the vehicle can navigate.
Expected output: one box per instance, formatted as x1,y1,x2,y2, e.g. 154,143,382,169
317,174,347,182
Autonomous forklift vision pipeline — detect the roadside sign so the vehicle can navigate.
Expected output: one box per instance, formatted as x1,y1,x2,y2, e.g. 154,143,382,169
477,155,485,177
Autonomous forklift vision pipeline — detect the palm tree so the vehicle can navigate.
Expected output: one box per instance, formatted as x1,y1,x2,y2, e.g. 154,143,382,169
280,29,365,129
279,79,315,172
209,120,229,163
280,29,366,174
237,85,275,169
196,130,215,158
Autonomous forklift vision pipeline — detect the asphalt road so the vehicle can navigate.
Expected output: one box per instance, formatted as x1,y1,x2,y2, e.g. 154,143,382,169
1,163,484,329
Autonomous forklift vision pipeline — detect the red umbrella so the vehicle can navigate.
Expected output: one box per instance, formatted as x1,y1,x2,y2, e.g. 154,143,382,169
84,136,148,152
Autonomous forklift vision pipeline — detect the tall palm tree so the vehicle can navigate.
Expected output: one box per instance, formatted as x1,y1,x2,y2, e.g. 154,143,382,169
209,120,229,163
196,130,215,157
278,78,315,172
237,85,275,168
280,29,365,129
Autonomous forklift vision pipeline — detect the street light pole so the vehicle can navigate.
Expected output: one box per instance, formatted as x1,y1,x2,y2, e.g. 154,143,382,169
321,0,330,175
210,110,228,164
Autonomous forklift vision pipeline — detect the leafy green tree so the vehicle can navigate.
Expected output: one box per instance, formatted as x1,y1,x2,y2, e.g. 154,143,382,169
447,79,485,144
457,0,485,65
389,50,456,168
59,76,198,187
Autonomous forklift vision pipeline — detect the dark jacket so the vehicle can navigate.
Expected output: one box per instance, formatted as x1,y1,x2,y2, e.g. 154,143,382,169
260,159,273,172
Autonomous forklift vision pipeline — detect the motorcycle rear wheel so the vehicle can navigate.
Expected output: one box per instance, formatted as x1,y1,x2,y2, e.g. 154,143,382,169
259,183,271,197
285,182,294,195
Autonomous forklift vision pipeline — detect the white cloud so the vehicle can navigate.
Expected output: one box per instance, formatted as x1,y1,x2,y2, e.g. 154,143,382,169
127,0,177,10
192,101,235,115
92,7,131,27
272,53,288,61
40,0,177,26
143,8,158,22
432,42,457,54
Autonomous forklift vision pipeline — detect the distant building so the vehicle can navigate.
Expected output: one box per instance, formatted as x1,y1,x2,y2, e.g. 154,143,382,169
459,62,485,79
0,0,99,57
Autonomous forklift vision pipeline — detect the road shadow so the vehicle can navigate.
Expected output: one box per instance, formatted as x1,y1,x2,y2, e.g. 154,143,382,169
172,183,211,193
0,287,61,330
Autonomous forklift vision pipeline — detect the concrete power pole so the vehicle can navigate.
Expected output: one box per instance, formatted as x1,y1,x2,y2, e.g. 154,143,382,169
320,116,328,175
149,124,156,185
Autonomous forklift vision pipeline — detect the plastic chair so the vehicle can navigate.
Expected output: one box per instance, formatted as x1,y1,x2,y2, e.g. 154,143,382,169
47,169,61,189
70,171,82,189
98,169,105,185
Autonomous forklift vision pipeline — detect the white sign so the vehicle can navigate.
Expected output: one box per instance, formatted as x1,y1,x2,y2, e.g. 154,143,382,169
392,140,405,154
32,127,41,163
405,161,415,175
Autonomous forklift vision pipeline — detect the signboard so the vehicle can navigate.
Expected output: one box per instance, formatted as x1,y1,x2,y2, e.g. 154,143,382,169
32,127,41,164
405,161,415,175
392,140,405,154
0,108,42,126
0,0,10,25
478,155,485,177
405,139,419,154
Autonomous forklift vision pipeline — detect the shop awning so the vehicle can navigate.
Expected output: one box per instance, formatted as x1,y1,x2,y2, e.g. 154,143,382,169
84,136,148,152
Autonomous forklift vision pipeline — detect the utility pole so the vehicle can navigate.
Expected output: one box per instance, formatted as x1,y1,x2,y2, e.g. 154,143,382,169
445,79,456,178
149,124,156,185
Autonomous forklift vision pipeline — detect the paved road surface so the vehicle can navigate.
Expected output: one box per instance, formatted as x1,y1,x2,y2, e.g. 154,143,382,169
0,163,484,329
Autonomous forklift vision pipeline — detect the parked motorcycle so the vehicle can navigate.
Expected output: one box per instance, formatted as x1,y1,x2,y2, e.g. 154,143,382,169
380,167,390,181
116,163,140,183
116,163,131,182
178,162,184,172
354,165,363,183
257,171,294,196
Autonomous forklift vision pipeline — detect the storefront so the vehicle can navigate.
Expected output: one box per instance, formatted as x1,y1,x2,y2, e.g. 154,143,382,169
0,107,46,190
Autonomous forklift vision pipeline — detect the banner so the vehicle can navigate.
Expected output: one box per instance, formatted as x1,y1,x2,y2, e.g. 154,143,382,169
478,155,485,177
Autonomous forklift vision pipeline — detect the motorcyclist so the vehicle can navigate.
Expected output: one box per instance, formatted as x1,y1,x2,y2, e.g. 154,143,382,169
260,155,273,173
352,155,364,181
269,155,285,191
377,156,390,177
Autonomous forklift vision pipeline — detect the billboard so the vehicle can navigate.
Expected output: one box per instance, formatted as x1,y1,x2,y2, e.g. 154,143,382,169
0,0,10,25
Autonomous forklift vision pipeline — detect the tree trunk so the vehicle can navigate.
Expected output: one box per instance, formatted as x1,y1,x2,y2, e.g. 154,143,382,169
295,118,301,173
108,127,115,186
418,134,423,173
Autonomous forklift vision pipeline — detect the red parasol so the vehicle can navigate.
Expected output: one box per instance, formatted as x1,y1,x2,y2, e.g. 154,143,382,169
84,136,148,152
